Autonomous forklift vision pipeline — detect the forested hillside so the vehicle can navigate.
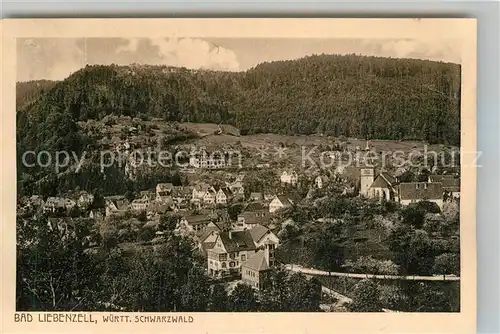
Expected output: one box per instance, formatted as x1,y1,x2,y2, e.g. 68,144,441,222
16,80,57,109
16,54,461,155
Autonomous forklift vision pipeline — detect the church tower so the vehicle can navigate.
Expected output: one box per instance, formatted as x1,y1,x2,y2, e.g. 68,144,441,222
360,168,375,197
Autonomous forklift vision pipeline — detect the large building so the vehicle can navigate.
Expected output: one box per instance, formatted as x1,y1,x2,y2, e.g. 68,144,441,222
360,168,398,201
206,225,280,279
398,182,444,210
207,230,257,278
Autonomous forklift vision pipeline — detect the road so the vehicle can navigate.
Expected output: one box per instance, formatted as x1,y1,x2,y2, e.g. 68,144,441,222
285,264,460,281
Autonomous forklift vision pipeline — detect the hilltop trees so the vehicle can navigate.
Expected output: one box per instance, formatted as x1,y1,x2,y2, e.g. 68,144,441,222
17,54,461,162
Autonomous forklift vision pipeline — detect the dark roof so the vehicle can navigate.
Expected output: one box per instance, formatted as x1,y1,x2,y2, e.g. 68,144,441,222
282,192,302,203
242,250,270,272
398,182,443,200
429,175,460,189
239,211,268,226
105,195,125,201
171,186,191,197
216,187,232,196
380,171,396,185
194,183,212,192
183,214,212,224
276,196,293,206
219,230,256,252
371,171,396,189
200,241,216,256
244,202,267,212
249,224,270,243
197,225,221,241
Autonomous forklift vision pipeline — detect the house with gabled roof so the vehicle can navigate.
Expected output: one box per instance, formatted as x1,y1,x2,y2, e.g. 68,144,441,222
203,188,217,205
227,180,245,196
315,175,330,189
178,211,213,233
280,170,298,186
215,187,232,205
241,238,278,290
269,195,294,213
44,197,76,213
249,192,263,201
235,203,270,230
192,183,214,201
156,183,174,202
207,230,257,278
131,197,149,211
104,196,129,216
77,191,94,209
249,224,279,249
241,249,272,290
398,182,444,210
196,223,223,256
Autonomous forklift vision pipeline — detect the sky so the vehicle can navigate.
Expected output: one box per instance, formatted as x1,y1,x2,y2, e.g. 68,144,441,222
16,37,462,82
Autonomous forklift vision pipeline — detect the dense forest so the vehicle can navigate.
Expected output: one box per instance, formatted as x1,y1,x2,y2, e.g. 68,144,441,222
16,54,461,157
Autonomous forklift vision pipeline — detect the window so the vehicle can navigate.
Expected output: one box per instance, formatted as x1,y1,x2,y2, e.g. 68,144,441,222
241,254,246,261
229,262,235,268
221,262,227,269
230,253,236,259
219,254,227,261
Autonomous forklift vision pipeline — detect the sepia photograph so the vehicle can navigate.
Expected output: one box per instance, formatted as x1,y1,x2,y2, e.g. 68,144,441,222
2,18,477,334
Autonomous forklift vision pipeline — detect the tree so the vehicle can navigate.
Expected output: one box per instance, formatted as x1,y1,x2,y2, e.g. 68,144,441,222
16,216,101,311
209,284,230,311
229,283,259,312
158,214,180,233
432,253,460,276
314,220,347,272
178,266,210,311
347,279,382,312
343,256,399,275
402,205,426,228
284,273,322,311
137,226,156,243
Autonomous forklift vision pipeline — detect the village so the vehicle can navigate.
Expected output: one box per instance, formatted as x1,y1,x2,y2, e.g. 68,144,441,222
17,138,461,295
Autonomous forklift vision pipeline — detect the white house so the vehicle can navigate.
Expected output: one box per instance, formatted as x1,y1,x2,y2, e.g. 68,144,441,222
44,197,76,213
269,195,293,213
227,181,245,195
215,188,232,205
77,192,94,209
131,198,149,211
192,183,215,201
203,189,217,205
207,230,257,278
315,175,330,189
280,170,298,186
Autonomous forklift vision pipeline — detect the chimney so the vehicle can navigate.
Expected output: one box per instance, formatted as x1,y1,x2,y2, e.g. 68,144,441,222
228,230,232,239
